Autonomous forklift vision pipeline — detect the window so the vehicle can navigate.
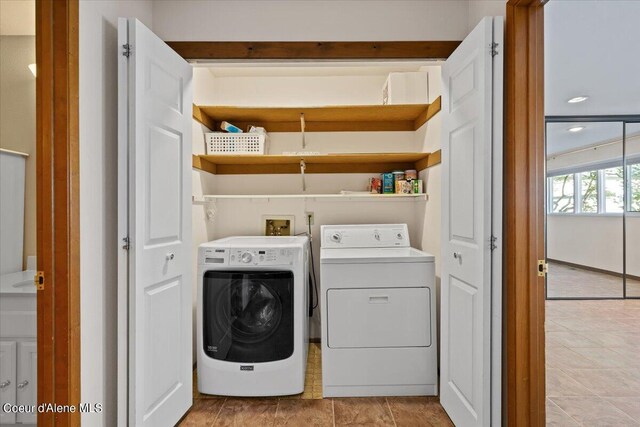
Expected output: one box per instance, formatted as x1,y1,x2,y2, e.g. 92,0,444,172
551,174,574,213
604,167,624,213
579,171,598,213
629,163,640,212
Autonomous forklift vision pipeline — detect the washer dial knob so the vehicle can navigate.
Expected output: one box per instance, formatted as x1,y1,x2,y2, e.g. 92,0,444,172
331,232,342,243
241,251,253,263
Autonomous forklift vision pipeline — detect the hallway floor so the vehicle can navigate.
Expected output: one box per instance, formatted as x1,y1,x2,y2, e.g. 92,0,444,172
547,262,640,298
546,298,640,426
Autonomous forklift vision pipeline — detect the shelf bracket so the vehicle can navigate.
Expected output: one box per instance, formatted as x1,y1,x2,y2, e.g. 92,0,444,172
300,159,307,192
300,113,306,149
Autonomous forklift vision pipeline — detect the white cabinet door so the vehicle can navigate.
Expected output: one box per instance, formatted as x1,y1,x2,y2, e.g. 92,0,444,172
118,18,193,427
440,16,502,427
0,341,17,424
17,341,37,424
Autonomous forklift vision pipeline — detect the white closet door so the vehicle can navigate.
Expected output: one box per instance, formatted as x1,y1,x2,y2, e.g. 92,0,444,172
118,18,193,427
440,16,502,427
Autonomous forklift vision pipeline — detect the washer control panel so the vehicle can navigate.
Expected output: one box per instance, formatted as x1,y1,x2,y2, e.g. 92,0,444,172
229,248,294,266
321,224,410,248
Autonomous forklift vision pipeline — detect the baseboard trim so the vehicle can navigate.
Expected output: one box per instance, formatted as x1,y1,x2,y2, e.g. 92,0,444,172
547,258,640,281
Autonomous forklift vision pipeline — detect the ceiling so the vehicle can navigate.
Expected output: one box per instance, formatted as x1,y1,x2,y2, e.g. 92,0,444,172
546,122,624,157
544,1,640,157
0,0,35,36
545,1,640,118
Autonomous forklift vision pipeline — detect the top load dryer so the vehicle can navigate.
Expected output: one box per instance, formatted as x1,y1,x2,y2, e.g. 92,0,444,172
320,224,437,397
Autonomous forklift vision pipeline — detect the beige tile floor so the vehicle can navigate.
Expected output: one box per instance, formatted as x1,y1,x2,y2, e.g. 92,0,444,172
547,262,640,299
184,343,452,426
546,298,640,426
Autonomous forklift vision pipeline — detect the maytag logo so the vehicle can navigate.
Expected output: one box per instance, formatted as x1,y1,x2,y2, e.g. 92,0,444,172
240,365,254,371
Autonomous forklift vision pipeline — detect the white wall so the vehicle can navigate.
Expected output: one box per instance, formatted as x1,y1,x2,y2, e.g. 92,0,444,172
192,121,217,362
153,1,470,42
545,1,640,116
79,2,153,425
0,36,36,268
468,0,506,32
547,215,640,277
547,215,623,273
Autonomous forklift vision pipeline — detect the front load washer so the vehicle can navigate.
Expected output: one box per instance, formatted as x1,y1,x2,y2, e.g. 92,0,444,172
320,224,437,397
197,236,310,396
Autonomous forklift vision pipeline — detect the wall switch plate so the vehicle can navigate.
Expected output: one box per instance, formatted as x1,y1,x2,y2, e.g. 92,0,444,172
305,211,314,225
262,215,295,236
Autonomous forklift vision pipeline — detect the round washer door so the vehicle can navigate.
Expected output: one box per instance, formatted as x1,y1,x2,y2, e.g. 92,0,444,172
203,270,294,363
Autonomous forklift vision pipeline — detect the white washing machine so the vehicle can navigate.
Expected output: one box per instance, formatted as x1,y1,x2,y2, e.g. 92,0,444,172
197,236,310,396
320,224,437,397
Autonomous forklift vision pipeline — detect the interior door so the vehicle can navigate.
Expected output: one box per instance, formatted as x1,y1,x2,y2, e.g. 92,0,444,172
440,17,502,427
118,18,193,427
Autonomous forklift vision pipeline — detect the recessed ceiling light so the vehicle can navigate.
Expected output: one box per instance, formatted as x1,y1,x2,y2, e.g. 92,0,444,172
568,126,585,133
28,63,36,77
567,96,588,104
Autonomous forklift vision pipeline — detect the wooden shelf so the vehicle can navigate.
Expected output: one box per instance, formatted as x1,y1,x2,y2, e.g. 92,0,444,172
193,193,428,203
193,96,441,133
192,151,441,175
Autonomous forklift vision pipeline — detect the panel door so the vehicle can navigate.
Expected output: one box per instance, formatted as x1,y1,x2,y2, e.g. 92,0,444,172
440,16,502,427
0,341,17,424
17,341,37,424
118,18,193,427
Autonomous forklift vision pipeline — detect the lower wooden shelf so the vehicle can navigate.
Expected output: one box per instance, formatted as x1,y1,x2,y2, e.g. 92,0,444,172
193,193,428,203
192,151,441,175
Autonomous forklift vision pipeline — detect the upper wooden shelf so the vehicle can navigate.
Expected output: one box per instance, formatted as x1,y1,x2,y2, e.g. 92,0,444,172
193,151,441,175
193,96,441,133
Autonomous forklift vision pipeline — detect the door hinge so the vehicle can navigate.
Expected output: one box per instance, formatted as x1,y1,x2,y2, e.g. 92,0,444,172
122,43,132,58
491,42,499,57
490,235,497,251
537,260,548,277
122,236,130,250
34,271,44,291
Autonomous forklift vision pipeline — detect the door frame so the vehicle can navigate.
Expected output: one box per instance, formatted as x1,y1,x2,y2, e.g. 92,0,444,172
36,0,81,425
37,3,545,425
504,0,546,425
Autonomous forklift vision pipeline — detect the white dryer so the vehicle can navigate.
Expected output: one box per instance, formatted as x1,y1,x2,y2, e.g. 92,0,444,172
320,224,437,397
197,236,310,396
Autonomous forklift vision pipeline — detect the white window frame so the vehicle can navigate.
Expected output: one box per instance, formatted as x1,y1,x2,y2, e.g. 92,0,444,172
547,167,623,217
625,162,640,214
602,166,625,214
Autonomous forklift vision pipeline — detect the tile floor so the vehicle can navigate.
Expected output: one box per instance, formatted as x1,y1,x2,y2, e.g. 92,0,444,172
182,283,640,426
547,262,640,299
546,298,640,426
182,343,452,426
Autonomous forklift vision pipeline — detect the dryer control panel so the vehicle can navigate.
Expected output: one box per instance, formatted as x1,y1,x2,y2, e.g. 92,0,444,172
229,248,294,266
321,224,410,248
200,247,295,266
